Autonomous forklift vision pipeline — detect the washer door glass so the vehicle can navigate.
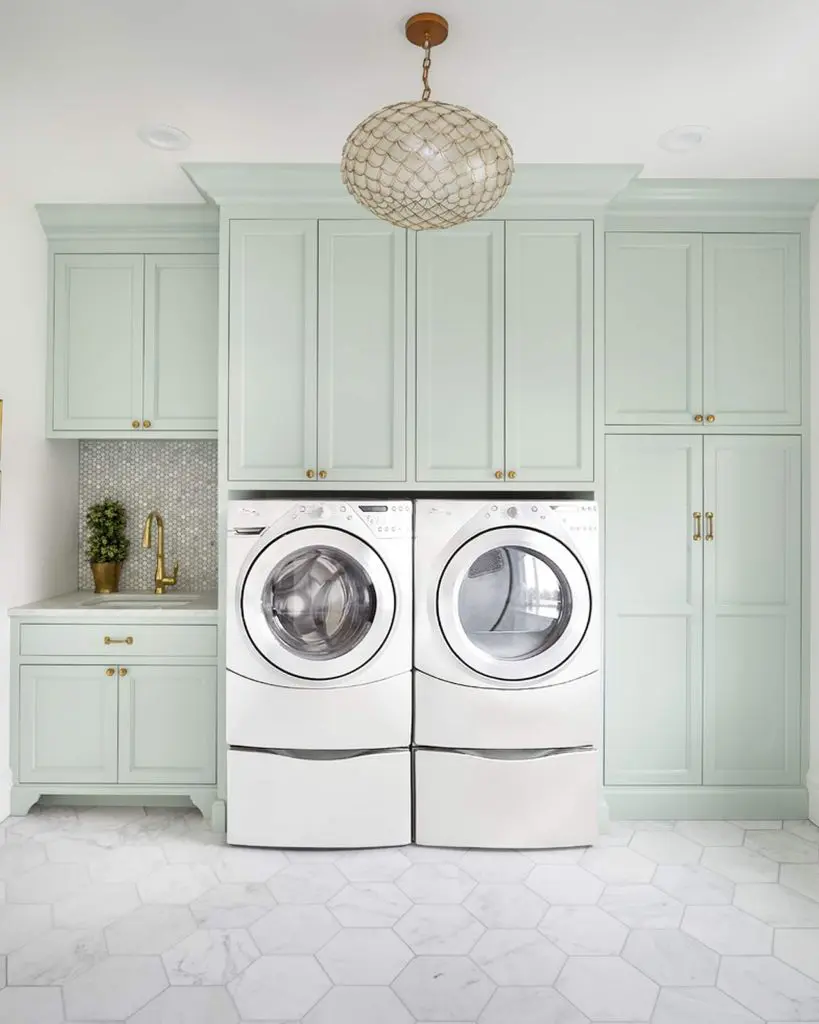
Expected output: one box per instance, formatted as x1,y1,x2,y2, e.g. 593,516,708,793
437,526,591,685
262,546,375,660
241,526,396,684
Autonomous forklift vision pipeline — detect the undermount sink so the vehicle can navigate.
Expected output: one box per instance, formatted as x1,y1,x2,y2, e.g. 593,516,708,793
81,593,195,609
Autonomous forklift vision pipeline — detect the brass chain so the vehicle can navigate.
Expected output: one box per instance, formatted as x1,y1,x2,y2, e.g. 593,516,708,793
421,35,432,100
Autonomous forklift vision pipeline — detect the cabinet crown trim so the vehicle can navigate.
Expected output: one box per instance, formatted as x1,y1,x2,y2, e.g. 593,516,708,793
37,204,219,241
610,178,819,217
184,162,642,207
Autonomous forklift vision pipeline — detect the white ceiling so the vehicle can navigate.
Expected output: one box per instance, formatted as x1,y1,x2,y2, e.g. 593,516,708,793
3,0,819,205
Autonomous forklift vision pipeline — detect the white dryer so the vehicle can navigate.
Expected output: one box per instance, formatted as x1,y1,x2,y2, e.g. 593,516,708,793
226,499,412,848
414,499,600,849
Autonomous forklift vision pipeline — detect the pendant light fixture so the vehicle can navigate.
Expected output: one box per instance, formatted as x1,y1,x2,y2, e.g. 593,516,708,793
341,13,514,230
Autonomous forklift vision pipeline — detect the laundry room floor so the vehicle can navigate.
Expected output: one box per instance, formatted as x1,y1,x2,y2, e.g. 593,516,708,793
0,810,818,1023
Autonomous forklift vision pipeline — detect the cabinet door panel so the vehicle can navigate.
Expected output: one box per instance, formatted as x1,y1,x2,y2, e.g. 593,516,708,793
604,435,703,785
605,234,703,425
416,222,505,481
229,221,317,480
118,665,216,784
143,254,218,432
317,222,406,481
53,255,144,432
704,234,801,425
703,436,801,784
19,666,118,783
505,221,593,481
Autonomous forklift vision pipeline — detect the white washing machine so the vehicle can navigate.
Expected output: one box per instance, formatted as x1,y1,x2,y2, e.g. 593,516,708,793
226,499,412,848
414,499,600,849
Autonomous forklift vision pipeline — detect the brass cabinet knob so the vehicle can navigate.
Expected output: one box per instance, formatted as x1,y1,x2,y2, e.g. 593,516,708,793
494,470,503,480
706,414,716,423
318,470,327,479
119,667,128,677
694,414,704,423
105,667,115,677
143,420,152,429
306,469,315,479
132,420,141,429
507,470,517,480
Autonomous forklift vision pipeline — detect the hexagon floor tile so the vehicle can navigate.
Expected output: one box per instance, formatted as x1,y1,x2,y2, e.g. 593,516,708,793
1,808,819,1023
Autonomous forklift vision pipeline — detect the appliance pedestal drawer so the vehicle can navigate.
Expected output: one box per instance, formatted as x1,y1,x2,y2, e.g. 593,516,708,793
227,747,411,848
414,747,598,849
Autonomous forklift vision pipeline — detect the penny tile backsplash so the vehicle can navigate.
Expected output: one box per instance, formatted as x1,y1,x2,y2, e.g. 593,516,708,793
78,440,218,593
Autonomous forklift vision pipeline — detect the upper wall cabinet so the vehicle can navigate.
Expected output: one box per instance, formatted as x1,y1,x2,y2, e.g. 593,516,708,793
605,232,801,427
229,219,407,483
51,253,218,438
416,220,593,483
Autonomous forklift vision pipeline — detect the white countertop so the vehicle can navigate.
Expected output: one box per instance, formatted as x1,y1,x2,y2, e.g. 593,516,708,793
9,591,219,621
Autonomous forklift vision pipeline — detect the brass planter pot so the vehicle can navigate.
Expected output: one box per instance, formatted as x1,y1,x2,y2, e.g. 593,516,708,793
91,562,122,594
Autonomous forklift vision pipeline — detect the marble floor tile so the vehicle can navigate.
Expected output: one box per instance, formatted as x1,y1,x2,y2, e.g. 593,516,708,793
0,809,818,1024
539,905,628,956
395,904,484,955
463,882,547,928
392,955,495,1021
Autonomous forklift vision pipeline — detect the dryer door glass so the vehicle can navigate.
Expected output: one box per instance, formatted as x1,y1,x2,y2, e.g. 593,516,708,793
261,546,376,660
458,546,573,660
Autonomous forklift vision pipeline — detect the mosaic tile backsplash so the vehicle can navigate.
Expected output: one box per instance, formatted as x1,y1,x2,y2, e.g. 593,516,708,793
78,440,218,593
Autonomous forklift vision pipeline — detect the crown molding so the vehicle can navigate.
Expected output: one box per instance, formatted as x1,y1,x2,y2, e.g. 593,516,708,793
183,162,643,209
36,203,219,241
610,178,819,218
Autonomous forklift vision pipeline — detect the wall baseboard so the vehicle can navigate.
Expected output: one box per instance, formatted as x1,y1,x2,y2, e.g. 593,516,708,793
605,785,809,821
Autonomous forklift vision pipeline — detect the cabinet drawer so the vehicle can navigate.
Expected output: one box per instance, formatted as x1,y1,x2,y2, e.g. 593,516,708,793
19,623,217,659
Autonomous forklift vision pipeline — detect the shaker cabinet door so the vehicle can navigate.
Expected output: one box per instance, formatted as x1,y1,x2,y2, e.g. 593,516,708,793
702,435,801,785
317,221,406,482
19,665,118,783
52,254,145,432
703,234,801,426
416,222,505,482
604,435,704,786
118,665,217,785
505,221,593,481
605,234,703,425
229,220,318,481
143,254,218,433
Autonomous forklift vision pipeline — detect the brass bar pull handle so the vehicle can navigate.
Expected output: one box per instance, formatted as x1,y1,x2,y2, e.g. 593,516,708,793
692,512,702,541
104,636,134,645
705,512,714,541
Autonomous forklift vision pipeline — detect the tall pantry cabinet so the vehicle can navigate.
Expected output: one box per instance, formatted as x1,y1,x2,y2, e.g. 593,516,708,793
603,230,806,817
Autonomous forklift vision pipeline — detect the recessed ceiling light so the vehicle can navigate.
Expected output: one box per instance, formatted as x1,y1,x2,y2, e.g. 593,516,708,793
137,123,191,151
658,124,711,153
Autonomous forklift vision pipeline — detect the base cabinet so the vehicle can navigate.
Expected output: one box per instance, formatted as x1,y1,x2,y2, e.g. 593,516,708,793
605,433,802,791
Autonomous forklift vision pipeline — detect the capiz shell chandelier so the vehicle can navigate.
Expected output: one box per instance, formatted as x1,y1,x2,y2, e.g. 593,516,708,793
341,13,514,230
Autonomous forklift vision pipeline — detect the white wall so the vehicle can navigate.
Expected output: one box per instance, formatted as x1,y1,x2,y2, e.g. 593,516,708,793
0,202,79,818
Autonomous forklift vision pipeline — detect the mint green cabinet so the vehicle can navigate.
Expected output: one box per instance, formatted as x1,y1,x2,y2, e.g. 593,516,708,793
605,234,702,425
417,221,593,482
143,254,218,432
19,665,118,784
702,435,801,784
704,235,801,425
229,219,407,482
53,255,145,433
317,222,406,481
605,433,802,790
506,222,593,481
605,232,801,427
416,222,505,482
118,665,217,784
51,252,218,437
604,435,703,785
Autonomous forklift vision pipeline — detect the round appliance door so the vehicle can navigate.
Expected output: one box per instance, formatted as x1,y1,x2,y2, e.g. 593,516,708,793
240,526,396,684
436,526,592,685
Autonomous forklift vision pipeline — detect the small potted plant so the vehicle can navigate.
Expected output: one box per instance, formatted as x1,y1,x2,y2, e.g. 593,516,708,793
86,499,130,594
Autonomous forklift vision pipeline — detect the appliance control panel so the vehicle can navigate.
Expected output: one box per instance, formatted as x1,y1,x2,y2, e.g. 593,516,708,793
477,501,597,534
356,502,413,538
228,500,412,536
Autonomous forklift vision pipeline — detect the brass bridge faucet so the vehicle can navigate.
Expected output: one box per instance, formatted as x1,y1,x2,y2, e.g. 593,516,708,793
142,511,179,595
